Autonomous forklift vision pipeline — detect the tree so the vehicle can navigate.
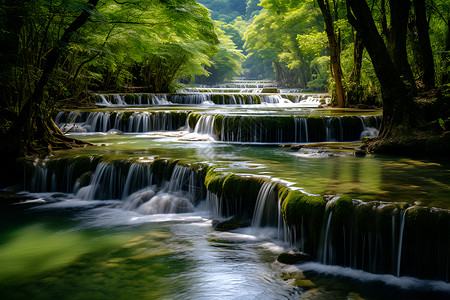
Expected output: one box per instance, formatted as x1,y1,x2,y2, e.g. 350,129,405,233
0,0,219,162
196,21,245,85
409,0,435,90
317,0,346,107
346,0,416,139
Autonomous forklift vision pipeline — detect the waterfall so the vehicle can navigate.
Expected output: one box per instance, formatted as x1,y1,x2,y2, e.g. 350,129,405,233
251,182,278,228
85,112,111,132
360,116,379,139
130,164,198,215
55,111,186,133
321,211,334,265
194,115,216,138
396,206,413,277
260,95,292,104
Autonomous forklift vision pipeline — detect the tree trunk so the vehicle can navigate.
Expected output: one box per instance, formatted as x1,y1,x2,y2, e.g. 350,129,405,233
317,0,346,107
347,30,364,106
441,20,450,85
15,0,99,156
412,0,435,90
387,0,417,95
346,0,416,139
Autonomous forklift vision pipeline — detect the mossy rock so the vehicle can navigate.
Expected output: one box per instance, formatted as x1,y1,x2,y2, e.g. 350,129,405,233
277,252,313,264
331,195,355,228
221,174,266,201
188,113,202,129
261,88,279,93
278,186,291,202
405,206,450,235
292,279,316,289
214,115,223,133
281,190,326,228
124,94,139,104
214,217,250,231
121,111,134,125
204,168,227,195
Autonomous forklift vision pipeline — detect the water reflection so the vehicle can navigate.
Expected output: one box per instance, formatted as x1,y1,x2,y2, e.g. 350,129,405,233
61,133,450,208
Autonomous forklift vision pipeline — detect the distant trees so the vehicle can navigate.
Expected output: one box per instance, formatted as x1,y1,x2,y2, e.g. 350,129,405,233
245,0,328,89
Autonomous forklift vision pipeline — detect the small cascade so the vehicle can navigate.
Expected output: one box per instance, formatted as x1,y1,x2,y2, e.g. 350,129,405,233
294,94,331,107
360,117,379,139
251,182,279,228
55,111,187,133
170,94,210,104
131,164,198,215
281,194,450,281
25,157,205,215
260,95,292,104
193,115,216,137
212,115,380,143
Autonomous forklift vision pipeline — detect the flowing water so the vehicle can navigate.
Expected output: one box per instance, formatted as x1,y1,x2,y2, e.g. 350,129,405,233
2,88,450,299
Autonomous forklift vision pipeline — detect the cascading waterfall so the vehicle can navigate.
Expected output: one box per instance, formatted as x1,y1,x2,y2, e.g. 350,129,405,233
23,155,450,282
94,92,337,107
189,114,380,143
55,111,187,133
194,115,216,137
25,158,204,215
251,182,279,229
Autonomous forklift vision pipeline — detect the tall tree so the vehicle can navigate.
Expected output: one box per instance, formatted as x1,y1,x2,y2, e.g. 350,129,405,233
385,0,417,94
346,0,416,139
410,0,436,90
317,0,345,107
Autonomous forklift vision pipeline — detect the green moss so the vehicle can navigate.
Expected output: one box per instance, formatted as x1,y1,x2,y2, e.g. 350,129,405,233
404,206,448,233
121,111,134,124
124,94,139,104
332,195,355,222
221,174,265,200
210,94,223,104
278,186,291,202
188,113,202,129
214,115,223,133
277,252,313,264
204,168,227,195
281,190,326,227
141,94,150,104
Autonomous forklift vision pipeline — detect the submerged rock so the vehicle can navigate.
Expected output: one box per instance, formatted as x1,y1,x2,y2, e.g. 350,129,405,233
277,252,313,264
213,216,250,231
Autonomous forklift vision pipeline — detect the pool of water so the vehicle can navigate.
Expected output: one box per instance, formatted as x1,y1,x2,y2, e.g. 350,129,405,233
63,132,450,209
2,101,450,299
1,193,449,299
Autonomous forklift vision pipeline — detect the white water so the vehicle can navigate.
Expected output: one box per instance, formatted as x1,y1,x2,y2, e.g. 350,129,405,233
251,181,278,229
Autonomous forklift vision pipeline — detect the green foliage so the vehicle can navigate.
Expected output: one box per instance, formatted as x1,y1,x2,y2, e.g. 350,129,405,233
244,0,326,87
195,21,245,85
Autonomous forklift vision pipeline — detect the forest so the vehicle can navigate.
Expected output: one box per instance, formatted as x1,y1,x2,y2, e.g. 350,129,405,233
1,1,450,298
1,0,449,164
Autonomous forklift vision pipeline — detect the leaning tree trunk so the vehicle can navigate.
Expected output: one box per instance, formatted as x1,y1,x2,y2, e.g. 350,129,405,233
317,0,346,107
16,0,99,156
346,0,416,139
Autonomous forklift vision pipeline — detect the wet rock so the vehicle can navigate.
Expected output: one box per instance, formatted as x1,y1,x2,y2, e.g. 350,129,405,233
354,149,367,156
277,252,313,264
261,88,279,93
214,216,250,231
